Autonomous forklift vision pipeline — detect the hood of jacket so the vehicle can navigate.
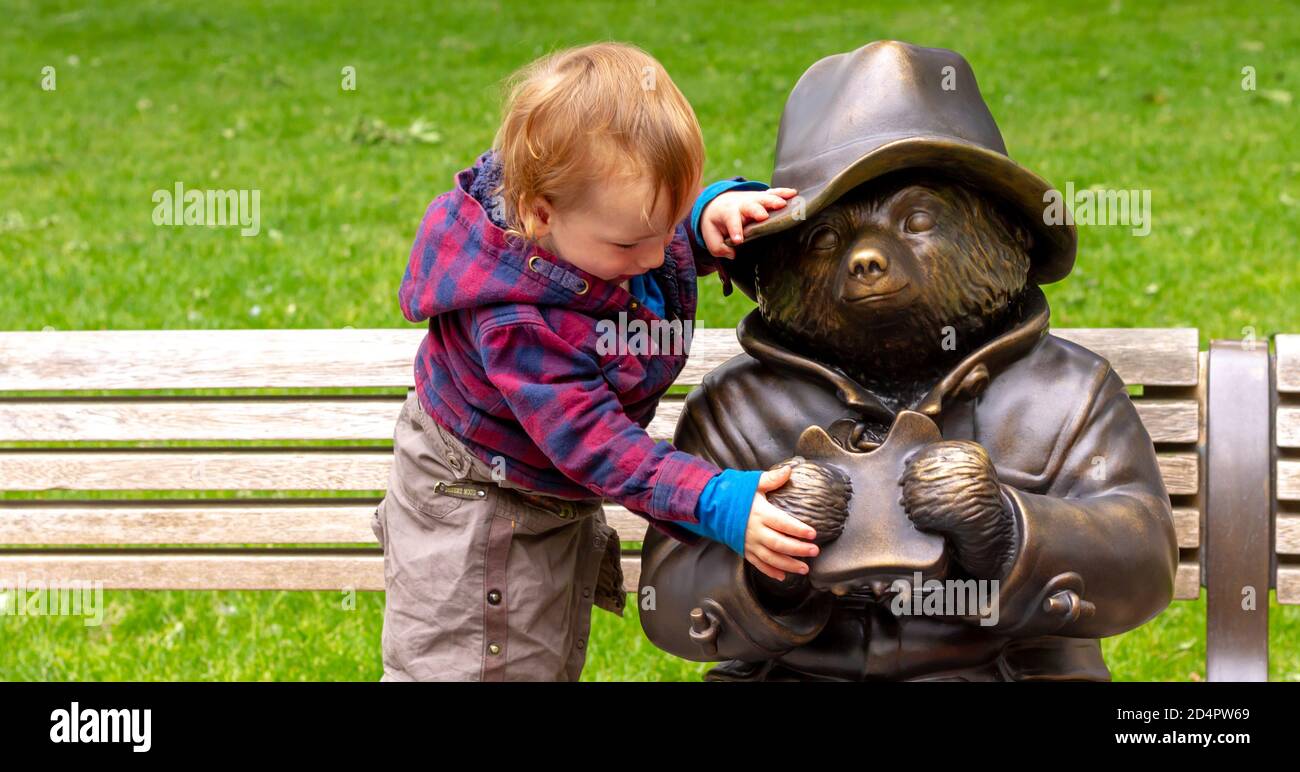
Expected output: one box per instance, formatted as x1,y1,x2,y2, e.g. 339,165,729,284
399,150,685,324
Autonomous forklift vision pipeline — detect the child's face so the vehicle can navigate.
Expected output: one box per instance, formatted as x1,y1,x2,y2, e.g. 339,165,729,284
532,172,687,284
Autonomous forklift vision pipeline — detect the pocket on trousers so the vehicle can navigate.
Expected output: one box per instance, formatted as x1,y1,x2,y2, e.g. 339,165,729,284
393,465,468,521
391,403,471,520
593,520,627,616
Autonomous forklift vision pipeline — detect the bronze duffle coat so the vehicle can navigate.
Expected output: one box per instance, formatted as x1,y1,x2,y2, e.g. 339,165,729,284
639,286,1179,681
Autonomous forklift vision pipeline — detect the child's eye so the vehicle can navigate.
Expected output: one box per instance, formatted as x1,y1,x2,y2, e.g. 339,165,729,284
614,242,637,249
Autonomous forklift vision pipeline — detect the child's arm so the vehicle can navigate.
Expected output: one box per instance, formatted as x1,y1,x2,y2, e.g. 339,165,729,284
689,177,770,250
677,468,762,553
695,186,798,258
477,315,816,571
684,179,798,294
478,315,722,525
678,464,820,580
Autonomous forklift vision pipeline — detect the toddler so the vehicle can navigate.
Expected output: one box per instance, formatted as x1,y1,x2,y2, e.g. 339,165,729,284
376,41,819,681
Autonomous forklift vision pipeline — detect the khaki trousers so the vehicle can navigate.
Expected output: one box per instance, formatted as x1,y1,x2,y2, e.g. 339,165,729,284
372,391,625,681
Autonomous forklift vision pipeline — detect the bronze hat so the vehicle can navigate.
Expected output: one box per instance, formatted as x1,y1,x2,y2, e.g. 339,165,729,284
730,40,1077,300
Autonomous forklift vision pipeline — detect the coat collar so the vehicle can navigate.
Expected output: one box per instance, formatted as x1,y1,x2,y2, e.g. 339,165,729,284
736,285,1051,424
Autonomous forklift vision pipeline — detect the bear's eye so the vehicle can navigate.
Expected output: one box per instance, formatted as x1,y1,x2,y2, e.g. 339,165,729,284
905,211,934,233
807,224,840,252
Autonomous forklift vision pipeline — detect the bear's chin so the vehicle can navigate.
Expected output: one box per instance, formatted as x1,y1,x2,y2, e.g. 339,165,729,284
766,287,1028,389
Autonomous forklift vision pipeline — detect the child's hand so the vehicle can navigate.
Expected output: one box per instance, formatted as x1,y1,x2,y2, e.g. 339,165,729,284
743,464,820,582
699,187,798,258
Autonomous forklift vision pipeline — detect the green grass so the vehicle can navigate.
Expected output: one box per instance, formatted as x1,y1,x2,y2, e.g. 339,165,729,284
2,0,1297,680
0,590,1295,681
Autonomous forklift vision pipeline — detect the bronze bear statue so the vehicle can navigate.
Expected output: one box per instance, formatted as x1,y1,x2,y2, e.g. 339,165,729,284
638,41,1179,681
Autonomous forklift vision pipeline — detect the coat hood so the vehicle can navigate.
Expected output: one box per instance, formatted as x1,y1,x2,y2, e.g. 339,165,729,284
399,150,661,323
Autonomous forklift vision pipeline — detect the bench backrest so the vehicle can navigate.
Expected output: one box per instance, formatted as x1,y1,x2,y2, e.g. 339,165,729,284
0,327,1203,600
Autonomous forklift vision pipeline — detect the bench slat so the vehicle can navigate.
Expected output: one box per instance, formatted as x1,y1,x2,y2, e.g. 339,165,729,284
1051,328,1200,386
0,546,1188,600
1172,507,1200,549
0,396,1195,445
0,449,1199,495
0,329,427,391
0,451,393,491
1175,562,1200,600
0,550,1186,598
1132,399,1199,444
0,551,644,593
0,551,1200,601
0,328,1197,393
0,502,379,545
1279,460,1300,502
0,397,683,443
0,329,730,392
1278,406,1300,449
1157,452,1198,496
1277,514,1300,555
0,501,1200,552
0,551,386,591
1278,335,1300,394
1279,567,1300,605
0,398,409,442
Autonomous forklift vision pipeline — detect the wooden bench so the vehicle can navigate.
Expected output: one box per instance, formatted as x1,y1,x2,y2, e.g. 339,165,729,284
0,325,1284,679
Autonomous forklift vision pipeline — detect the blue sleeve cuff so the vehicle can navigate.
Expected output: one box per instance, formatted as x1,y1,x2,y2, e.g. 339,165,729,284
678,468,762,556
689,178,770,249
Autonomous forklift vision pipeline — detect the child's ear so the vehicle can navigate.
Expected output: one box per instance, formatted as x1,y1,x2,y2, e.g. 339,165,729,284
529,196,554,238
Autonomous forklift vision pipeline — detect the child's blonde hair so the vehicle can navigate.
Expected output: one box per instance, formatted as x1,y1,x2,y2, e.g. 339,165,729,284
491,41,705,244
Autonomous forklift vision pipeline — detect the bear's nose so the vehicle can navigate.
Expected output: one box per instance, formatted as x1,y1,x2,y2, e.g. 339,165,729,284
848,248,889,280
